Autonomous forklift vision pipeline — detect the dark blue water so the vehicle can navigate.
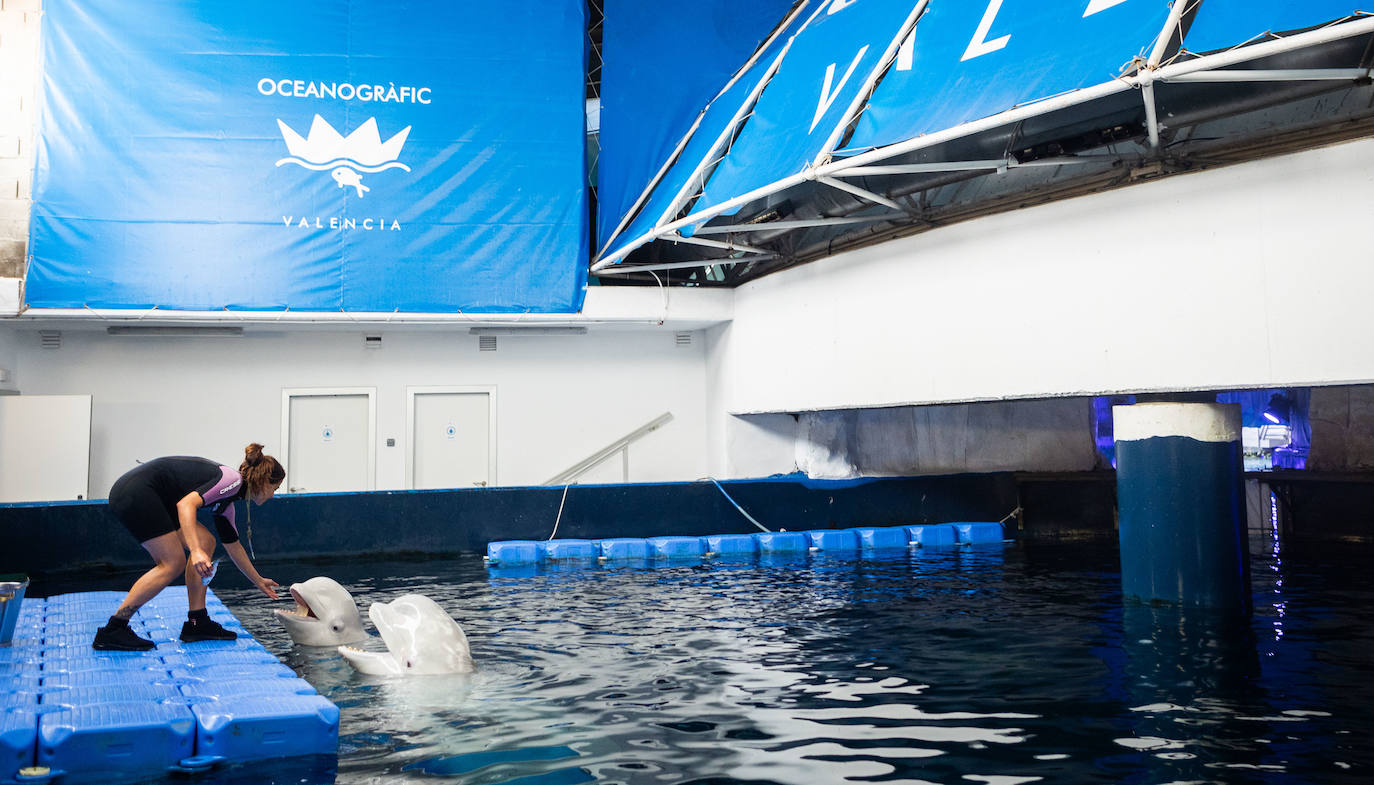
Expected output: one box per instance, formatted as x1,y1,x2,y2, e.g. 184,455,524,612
43,535,1374,784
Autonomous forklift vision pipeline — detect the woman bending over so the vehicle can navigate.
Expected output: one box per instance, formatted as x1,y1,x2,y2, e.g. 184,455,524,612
92,443,286,651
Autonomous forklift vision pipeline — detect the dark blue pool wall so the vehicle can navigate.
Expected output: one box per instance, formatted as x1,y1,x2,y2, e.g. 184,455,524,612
0,473,1021,575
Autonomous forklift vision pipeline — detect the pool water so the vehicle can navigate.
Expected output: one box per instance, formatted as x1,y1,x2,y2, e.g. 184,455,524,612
45,535,1374,784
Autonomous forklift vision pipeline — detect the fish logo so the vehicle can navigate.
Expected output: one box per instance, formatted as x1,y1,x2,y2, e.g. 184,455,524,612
276,115,410,198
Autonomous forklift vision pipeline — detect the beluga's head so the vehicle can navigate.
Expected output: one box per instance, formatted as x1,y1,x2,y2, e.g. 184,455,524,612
273,576,368,646
338,593,475,677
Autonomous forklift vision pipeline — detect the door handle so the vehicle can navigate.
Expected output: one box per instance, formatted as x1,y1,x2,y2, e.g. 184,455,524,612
474,481,487,487
289,486,306,493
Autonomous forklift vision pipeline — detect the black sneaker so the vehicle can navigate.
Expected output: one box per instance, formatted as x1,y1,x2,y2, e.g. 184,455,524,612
180,616,237,642
92,623,156,651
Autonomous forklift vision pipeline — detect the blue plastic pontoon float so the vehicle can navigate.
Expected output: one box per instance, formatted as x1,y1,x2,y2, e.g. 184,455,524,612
486,521,1006,567
0,589,336,785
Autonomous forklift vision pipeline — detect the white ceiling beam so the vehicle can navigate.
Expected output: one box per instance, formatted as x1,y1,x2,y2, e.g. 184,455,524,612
839,155,1117,177
694,216,894,234
1162,67,1370,83
839,160,1004,175
595,258,759,275
664,233,771,255
1143,80,1162,150
817,176,904,211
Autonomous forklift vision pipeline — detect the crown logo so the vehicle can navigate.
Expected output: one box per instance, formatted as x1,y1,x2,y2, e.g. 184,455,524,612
275,115,411,198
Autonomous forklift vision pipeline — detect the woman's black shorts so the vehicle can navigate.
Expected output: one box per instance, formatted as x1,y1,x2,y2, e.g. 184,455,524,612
108,471,179,544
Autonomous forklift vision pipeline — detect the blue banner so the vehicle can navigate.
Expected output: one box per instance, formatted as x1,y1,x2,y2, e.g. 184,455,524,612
28,0,588,312
1184,1,1367,53
599,8,807,261
597,0,794,250
696,0,920,215
845,0,1170,153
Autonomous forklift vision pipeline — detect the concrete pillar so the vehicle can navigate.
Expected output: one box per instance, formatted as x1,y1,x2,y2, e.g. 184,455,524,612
1114,402,1250,612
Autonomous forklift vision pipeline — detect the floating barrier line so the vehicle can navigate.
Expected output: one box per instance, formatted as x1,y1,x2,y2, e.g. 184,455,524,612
486,521,1008,568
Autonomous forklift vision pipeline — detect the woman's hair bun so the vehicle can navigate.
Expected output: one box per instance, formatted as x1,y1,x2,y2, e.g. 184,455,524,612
244,442,265,465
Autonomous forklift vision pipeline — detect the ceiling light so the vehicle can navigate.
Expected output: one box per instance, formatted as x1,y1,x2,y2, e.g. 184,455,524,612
468,327,587,336
106,326,244,337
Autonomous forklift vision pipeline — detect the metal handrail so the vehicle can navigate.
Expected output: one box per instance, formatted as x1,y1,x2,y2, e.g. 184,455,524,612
545,412,673,486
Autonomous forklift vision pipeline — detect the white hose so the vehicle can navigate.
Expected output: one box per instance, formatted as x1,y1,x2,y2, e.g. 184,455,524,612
548,483,572,540
708,478,771,533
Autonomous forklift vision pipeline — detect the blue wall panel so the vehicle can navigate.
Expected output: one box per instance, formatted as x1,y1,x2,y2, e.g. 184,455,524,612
845,0,1170,152
1184,1,1368,53
29,0,588,313
597,0,793,247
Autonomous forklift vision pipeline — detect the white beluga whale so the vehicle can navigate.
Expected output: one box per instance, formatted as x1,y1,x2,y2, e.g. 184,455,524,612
273,576,368,646
339,594,475,677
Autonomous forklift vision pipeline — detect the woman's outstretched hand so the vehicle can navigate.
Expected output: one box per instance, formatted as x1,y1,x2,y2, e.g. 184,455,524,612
190,549,214,578
256,577,281,600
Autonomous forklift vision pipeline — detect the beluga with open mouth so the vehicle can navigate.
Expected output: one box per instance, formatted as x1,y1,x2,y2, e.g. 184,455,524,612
339,593,475,677
274,576,369,646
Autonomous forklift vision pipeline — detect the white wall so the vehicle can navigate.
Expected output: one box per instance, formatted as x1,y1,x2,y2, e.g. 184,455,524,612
6,326,711,498
725,138,1374,415
0,325,16,392
704,322,801,479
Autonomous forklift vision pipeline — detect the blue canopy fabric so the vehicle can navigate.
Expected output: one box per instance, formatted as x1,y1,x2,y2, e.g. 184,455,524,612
844,0,1170,154
693,0,921,216
597,7,809,263
28,0,588,312
1183,1,1368,53
596,0,795,250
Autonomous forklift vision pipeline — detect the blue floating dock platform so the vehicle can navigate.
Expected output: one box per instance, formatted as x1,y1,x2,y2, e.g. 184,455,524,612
850,526,909,551
0,589,337,785
907,524,958,547
703,533,758,557
597,538,650,561
486,521,1005,570
803,529,859,552
646,536,705,560
952,522,1006,544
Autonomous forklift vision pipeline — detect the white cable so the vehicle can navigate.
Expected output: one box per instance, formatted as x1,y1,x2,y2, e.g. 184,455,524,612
648,271,667,325
548,483,572,540
708,477,771,533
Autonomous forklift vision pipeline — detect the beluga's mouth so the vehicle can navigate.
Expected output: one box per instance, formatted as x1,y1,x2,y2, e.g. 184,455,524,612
288,585,319,619
273,576,368,646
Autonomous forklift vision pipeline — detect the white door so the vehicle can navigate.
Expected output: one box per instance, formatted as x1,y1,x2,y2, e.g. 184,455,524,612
409,388,494,489
0,395,92,502
283,390,374,493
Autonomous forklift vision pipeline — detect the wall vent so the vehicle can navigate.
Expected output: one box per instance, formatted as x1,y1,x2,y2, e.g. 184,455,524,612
478,335,497,352
674,331,693,347
363,335,382,349
39,330,61,349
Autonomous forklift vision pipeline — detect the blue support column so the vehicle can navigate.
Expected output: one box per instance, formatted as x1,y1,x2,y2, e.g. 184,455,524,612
1114,402,1251,612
